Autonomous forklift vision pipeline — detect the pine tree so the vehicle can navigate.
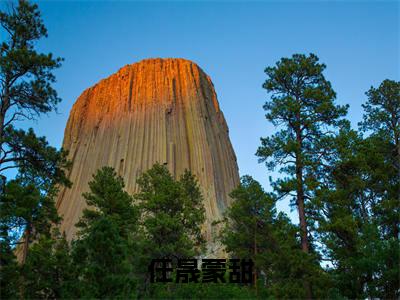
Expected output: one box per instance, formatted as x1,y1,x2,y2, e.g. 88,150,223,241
0,180,60,264
21,230,73,299
136,163,205,261
256,53,348,297
135,163,205,295
0,0,70,269
315,127,373,298
0,0,67,177
0,227,20,299
220,176,331,299
316,79,399,298
219,176,276,293
2,127,70,188
360,79,399,246
0,179,65,298
71,166,139,298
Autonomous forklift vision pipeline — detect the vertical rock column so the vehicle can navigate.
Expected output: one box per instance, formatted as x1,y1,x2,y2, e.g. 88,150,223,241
56,58,240,256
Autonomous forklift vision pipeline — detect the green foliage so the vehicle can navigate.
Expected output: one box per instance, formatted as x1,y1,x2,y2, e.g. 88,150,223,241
315,79,400,299
220,176,276,264
360,79,400,142
1,126,71,188
134,163,206,296
136,163,206,260
0,179,60,248
257,53,348,206
0,0,63,125
0,180,65,299
146,282,256,299
0,0,69,185
0,13,396,297
77,166,138,238
0,127,70,270
256,53,348,297
0,2,71,298
70,165,207,298
0,233,20,299
20,230,74,299
220,176,331,299
71,167,139,299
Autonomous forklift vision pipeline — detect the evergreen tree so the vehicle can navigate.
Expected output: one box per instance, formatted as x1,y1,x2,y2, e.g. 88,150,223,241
135,163,205,294
0,227,20,299
71,166,139,299
360,79,399,245
361,80,400,299
136,163,205,260
0,180,60,264
0,0,70,270
220,176,331,299
0,0,67,177
256,53,348,296
315,127,375,298
21,230,73,299
0,180,64,298
146,282,256,299
220,175,276,294
316,80,399,298
2,127,70,188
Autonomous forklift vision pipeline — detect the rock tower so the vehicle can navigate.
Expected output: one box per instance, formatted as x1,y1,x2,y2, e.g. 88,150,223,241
56,58,240,255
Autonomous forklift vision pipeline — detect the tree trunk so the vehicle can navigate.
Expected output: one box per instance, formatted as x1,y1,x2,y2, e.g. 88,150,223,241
0,103,5,154
395,131,400,241
297,178,309,253
295,127,309,253
21,225,31,265
295,122,312,299
254,221,258,297
0,111,4,140
0,87,10,167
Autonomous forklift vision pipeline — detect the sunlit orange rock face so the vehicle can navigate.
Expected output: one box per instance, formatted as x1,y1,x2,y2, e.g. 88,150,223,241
56,58,240,256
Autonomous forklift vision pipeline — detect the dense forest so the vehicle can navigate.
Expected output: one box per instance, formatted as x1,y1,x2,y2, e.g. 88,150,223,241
1,1,399,299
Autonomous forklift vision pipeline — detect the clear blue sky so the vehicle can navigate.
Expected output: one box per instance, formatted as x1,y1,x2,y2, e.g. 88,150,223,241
8,0,400,220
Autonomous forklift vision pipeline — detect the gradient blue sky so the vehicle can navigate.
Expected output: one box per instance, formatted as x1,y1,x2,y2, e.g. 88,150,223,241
5,0,399,220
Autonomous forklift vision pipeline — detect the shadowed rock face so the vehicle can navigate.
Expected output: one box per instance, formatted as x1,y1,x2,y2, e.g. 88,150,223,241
56,58,240,256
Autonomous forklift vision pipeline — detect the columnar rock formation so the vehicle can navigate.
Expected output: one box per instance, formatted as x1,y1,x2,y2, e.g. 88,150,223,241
56,58,240,255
